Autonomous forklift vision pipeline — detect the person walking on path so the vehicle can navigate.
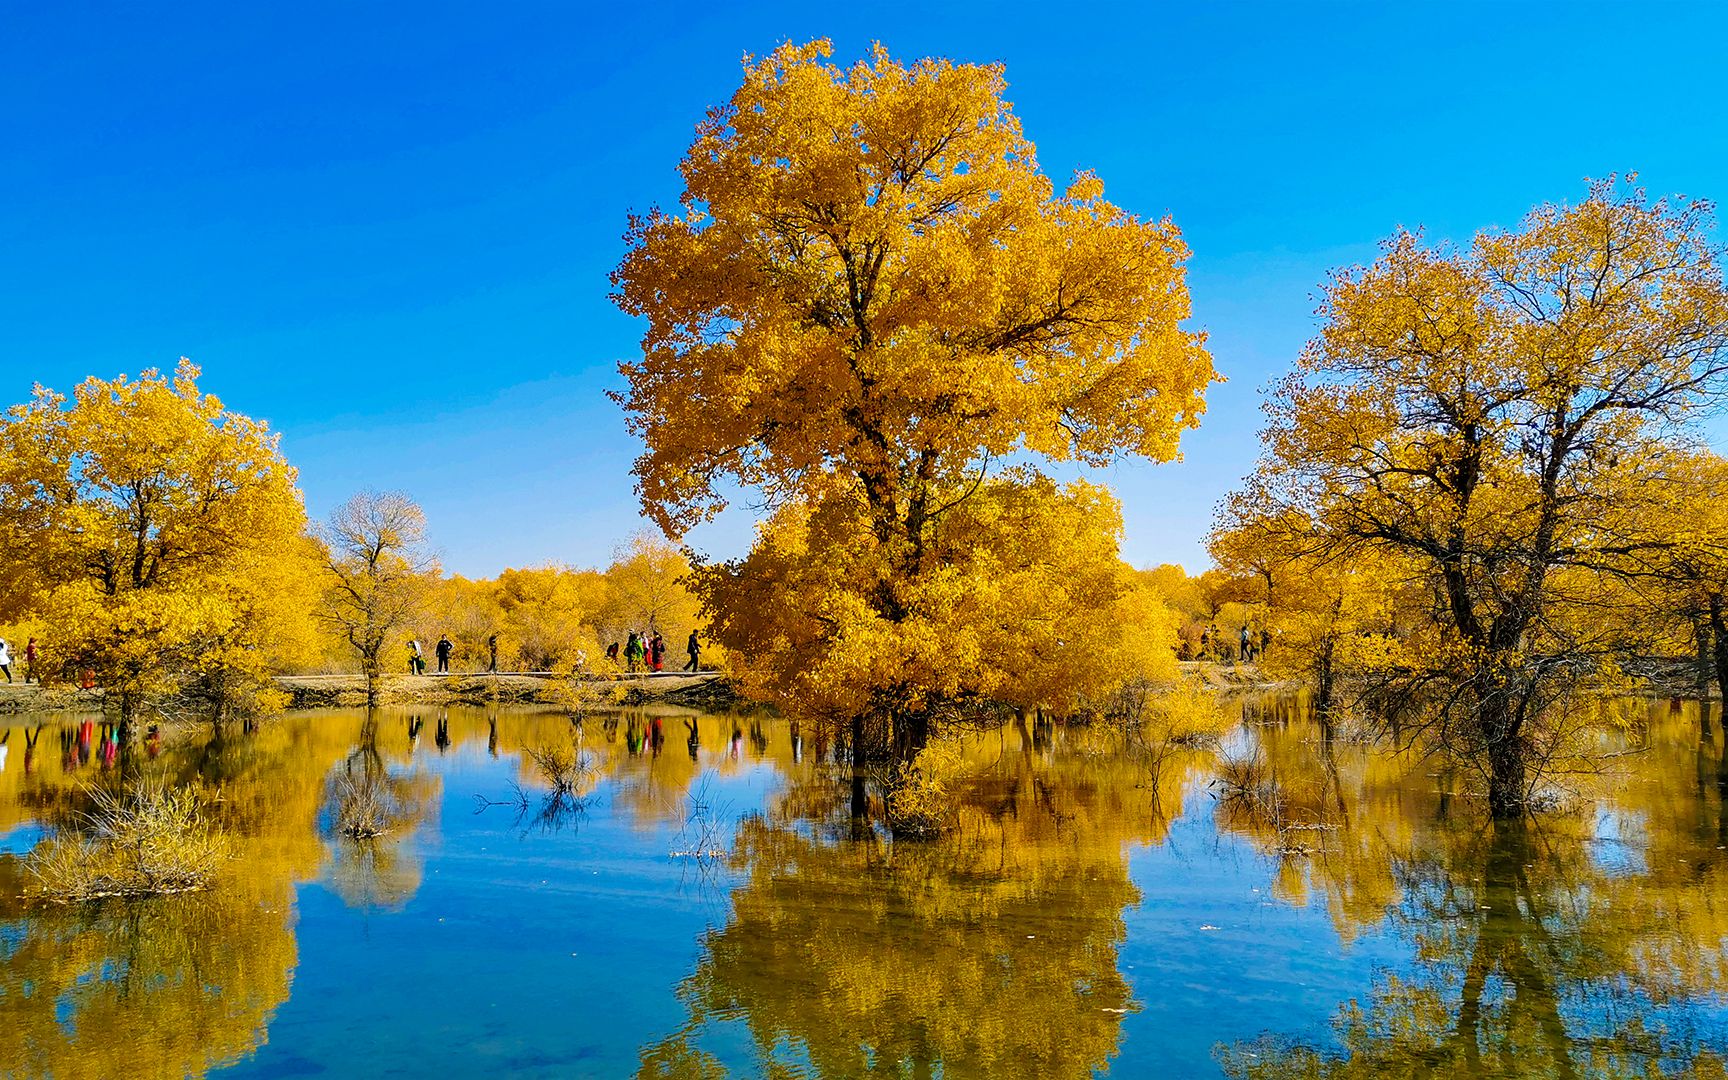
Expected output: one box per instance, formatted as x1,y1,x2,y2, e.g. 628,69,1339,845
24,638,37,684
684,630,701,672
408,639,424,674
625,631,644,673
487,634,499,674
435,635,453,674
0,639,11,683
1239,625,1252,663
650,632,665,673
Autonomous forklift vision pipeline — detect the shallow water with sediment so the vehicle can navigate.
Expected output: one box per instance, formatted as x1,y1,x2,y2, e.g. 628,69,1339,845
2,698,1726,1078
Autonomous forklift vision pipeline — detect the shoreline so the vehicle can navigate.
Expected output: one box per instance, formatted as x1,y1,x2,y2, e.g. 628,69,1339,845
2,659,1712,719
0,665,1293,718
275,671,741,710
0,670,743,716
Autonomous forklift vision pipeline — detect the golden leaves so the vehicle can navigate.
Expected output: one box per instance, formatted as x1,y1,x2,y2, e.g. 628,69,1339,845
612,39,1214,537
610,41,1210,733
0,364,310,701
699,478,1178,725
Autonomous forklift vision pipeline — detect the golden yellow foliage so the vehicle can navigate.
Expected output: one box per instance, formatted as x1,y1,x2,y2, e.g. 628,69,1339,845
1635,449,1728,695
495,564,607,669
1226,178,1728,815
612,40,1213,536
387,540,715,675
698,477,1179,745
611,40,1210,760
0,361,309,719
595,532,708,664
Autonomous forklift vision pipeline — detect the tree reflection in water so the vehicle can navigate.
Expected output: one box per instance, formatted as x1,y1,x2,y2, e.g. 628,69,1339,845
2,701,1727,1078
640,819,1139,1079
0,870,297,1080
0,713,349,1080
318,711,440,911
638,725,1211,1079
1217,700,1728,1078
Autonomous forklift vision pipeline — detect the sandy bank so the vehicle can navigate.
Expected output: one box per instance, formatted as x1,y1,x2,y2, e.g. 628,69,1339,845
0,671,740,715
273,671,741,710
1177,660,1302,694
0,681,105,715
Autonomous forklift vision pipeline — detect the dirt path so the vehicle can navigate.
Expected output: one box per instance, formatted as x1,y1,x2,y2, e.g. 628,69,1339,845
273,670,736,708
0,671,738,714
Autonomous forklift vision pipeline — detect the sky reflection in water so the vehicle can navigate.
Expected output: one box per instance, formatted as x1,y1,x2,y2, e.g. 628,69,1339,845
1,700,1726,1078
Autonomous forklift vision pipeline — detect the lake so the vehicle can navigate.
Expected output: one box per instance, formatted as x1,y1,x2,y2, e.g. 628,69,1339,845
2,699,1726,1078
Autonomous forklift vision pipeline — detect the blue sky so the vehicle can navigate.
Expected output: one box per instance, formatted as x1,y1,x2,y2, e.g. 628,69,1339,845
4,2,1725,576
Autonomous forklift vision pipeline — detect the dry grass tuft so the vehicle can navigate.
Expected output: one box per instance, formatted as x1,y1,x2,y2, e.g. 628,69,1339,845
328,769,402,839
26,786,231,902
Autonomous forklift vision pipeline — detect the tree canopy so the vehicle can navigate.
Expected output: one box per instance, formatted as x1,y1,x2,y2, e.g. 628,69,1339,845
1217,178,1728,815
612,40,1212,760
0,362,310,720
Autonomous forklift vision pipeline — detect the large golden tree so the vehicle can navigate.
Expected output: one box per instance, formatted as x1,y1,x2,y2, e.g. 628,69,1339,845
612,41,1212,759
0,362,310,725
1229,179,1728,817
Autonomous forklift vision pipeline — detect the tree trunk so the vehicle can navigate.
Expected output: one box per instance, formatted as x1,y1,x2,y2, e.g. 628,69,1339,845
1483,690,1527,819
892,710,931,764
212,690,227,731
1312,635,1336,721
1487,742,1527,819
1707,594,1728,703
363,649,381,707
117,690,137,744
849,714,868,821
1695,613,1714,700
1474,657,1531,819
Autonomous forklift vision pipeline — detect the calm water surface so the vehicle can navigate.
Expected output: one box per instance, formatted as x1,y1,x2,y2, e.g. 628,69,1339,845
2,700,1726,1078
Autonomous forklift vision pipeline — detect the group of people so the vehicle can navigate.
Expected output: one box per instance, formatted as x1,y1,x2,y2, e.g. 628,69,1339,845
605,629,701,674
621,630,665,673
1198,623,1271,664
405,628,703,676
406,635,458,675
0,637,38,685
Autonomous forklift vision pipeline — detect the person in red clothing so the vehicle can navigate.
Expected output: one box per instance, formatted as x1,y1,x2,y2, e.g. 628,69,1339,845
25,637,38,684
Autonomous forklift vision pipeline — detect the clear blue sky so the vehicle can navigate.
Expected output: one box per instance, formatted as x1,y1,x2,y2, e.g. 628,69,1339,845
4,2,1725,576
